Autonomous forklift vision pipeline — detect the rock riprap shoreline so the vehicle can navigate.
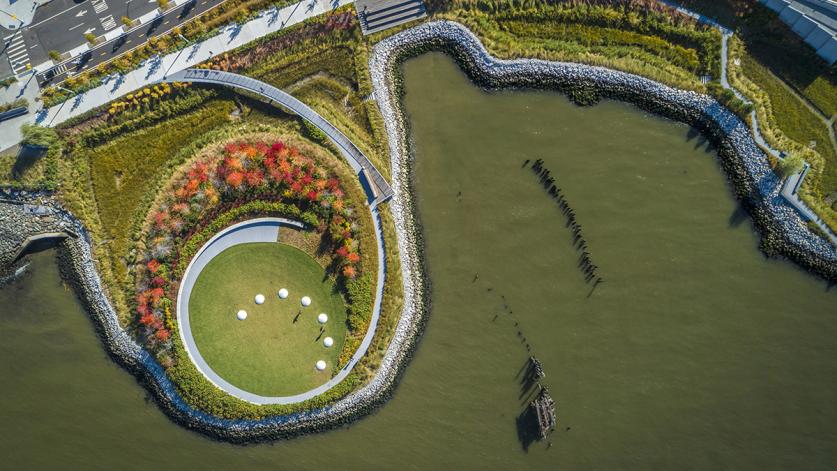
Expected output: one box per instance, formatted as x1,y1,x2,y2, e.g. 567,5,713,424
0,20,834,444
0,190,78,285
369,20,837,283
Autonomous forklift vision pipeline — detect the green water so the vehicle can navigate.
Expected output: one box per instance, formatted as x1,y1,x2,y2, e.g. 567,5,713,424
1,53,836,469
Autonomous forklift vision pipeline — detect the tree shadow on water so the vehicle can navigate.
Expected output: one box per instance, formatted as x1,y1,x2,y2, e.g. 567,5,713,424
685,126,700,142
685,126,716,153
728,204,749,228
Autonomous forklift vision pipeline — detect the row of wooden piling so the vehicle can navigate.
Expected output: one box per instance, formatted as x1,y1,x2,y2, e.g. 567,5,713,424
522,355,555,441
477,275,557,445
523,158,603,290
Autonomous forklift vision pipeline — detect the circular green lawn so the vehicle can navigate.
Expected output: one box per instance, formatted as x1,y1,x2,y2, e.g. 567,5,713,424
188,242,347,397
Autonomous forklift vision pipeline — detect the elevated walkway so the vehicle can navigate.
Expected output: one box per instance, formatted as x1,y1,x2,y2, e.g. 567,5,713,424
161,69,393,206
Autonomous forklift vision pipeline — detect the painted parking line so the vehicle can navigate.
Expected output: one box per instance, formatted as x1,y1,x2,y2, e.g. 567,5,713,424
101,51,107,56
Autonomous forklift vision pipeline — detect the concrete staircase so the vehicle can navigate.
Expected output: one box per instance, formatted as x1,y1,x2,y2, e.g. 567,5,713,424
357,0,427,35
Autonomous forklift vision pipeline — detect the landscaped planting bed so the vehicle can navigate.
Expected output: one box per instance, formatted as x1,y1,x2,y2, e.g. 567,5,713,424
135,136,368,366
739,53,837,195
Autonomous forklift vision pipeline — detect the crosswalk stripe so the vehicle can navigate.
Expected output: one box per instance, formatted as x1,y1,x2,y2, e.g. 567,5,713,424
92,0,109,13
8,50,29,61
101,14,117,30
4,33,31,74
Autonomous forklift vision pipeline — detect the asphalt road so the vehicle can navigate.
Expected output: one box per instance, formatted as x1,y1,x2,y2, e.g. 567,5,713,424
0,0,224,79
35,0,224,85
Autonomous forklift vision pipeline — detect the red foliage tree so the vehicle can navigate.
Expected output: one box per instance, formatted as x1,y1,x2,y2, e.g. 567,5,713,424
155,329,171,342
187,161,209,182
147,259,161,273
255,142,270,156
148,287,165,305
153,211,169,230
226,171,244,188
270,141,285,155
342,265,357,278
136,302,150,316
245,169,265,187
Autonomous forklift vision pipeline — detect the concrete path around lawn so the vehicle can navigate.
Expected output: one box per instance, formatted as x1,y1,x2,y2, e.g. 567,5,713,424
177,212,386,405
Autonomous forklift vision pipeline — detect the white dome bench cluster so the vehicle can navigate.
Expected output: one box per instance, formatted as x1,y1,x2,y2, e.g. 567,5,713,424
237,289,335,372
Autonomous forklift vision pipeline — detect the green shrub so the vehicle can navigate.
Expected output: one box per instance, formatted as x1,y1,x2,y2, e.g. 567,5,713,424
174,200,304,276
0,98,27,114
0,76,16,88
20,123,59,149
706,82,753,121
302,119,327,145
777,153,805,178
346,273,373,331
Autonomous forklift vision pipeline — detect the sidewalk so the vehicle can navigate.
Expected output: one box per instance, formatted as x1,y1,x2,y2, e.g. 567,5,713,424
0,68,44,147
0,0,353,150
0,0,48,30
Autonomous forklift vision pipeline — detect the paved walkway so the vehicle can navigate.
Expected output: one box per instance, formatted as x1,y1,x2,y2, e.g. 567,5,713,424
0,0,48,30
163,68,394,204
177,213,386,405
0,0,354,151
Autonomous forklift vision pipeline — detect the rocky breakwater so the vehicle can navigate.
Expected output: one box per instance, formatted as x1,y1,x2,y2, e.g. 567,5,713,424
367,20,837,283
0,110,428,443
0,189,78,285
13,189,425,442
